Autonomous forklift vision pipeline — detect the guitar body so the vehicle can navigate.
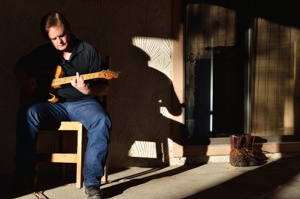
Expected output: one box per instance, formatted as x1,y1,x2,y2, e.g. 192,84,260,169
19,65,64,106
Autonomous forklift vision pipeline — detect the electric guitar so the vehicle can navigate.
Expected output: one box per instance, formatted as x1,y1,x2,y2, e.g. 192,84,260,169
19,65,119,106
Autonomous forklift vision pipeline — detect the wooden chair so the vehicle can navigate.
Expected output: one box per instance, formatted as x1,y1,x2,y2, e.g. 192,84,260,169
35,56,111,189
36,121,86,188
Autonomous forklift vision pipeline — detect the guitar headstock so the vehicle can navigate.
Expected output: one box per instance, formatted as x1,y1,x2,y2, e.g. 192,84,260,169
99,70,120,79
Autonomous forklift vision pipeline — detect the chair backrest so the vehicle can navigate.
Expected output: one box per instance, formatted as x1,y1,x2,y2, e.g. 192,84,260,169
100,56,111,112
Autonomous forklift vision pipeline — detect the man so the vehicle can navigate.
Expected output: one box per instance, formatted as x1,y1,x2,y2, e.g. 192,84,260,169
12,11,110,199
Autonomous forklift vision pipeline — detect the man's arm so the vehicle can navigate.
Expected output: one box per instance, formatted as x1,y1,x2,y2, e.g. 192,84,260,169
14,67,37,91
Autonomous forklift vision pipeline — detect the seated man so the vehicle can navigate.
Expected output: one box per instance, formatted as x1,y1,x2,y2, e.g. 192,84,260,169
12,11,110,199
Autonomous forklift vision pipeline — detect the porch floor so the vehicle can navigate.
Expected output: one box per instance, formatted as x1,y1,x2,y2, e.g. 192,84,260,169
1,156,300,199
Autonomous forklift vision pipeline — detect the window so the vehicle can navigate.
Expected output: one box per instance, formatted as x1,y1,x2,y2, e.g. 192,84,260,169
184,0,300,144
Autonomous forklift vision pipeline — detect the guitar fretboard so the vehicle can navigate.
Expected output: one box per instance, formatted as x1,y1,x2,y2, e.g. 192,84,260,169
51,72,101,86
51,70,118,87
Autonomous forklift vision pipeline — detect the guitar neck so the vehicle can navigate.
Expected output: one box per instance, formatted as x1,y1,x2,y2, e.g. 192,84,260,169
51,72,101,86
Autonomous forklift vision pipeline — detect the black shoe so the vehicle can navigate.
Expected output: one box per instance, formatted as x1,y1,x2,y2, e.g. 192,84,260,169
85,186,104,199
10,177,34,194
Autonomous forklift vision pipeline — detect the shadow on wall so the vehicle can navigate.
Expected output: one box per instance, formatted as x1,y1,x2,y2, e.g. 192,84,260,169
108,41,190,168
103,0,209,169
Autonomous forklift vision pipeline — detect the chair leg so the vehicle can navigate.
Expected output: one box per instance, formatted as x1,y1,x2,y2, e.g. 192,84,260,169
101,158,108,183
34,165,39,186
75,123,84,188
34,133,41,186
59,132,68,180
75,163,82,188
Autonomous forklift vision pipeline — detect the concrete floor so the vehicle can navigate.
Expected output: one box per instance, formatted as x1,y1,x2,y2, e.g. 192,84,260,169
1,157,300,199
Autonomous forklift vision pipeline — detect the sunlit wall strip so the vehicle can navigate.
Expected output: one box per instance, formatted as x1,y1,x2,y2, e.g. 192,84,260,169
210,37,214,132
244,27,251,135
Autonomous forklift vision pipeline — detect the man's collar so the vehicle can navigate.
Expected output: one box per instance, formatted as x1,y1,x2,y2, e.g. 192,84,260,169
71,34,83,54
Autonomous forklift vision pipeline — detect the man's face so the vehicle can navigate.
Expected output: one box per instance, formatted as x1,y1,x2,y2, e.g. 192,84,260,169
48,26,71,51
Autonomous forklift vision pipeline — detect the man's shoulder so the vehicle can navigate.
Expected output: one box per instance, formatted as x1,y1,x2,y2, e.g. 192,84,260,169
74,39,98,55
81,40,97,50
32,42,56,53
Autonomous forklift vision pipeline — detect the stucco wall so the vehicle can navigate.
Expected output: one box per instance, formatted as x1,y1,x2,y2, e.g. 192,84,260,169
0,0,179,175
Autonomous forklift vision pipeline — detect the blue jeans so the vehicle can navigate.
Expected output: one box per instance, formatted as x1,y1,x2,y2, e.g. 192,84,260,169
15,98,111,187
